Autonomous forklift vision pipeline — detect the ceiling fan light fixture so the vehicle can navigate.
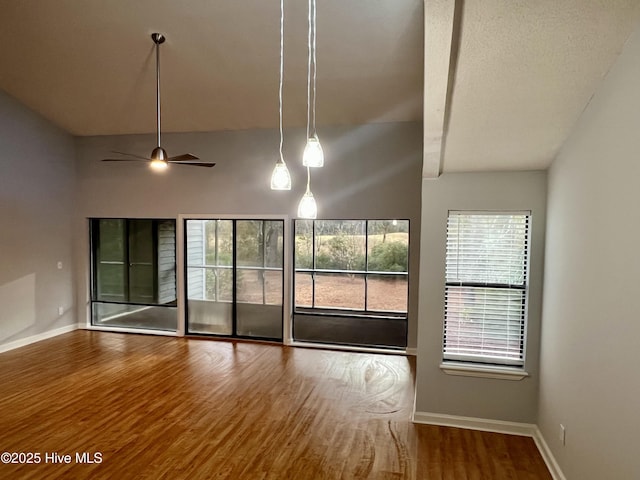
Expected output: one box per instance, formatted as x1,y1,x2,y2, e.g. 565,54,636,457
150,147,168,171
302,134,324,167
151,147,168,161
150,159,169,172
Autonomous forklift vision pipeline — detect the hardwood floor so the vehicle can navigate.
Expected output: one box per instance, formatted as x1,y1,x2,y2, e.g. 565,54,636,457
0,331,551,479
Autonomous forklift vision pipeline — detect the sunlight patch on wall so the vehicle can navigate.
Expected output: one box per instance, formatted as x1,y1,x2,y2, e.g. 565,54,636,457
0,273,36,341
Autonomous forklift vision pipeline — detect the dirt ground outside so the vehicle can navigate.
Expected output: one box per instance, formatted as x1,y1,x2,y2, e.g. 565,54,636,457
295,273,408,312
230,271,408,313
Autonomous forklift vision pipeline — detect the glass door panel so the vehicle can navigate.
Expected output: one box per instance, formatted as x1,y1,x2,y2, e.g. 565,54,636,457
95,219,127,302
186,220,233,335
236,219,283,339
128,219,155,303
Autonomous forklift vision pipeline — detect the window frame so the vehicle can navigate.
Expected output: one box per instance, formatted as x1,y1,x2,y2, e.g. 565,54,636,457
442,211,531,369
293,219,410,318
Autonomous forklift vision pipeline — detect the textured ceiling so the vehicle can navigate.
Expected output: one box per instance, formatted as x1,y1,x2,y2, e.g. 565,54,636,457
435,0,640,173
0,0,639,174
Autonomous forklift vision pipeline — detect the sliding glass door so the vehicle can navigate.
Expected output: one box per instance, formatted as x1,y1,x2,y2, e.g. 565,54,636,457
185,219,284,341
90,218,177,331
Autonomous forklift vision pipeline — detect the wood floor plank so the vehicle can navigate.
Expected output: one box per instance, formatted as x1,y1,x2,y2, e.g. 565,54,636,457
0,331,552,479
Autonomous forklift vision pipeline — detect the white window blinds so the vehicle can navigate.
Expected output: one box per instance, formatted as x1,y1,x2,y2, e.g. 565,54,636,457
444,212,530,366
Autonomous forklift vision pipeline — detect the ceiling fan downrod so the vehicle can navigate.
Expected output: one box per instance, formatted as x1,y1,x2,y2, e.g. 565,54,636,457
151,33,165,150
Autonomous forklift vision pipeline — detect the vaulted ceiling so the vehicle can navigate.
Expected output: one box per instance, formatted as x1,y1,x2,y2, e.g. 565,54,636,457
0,0,638,175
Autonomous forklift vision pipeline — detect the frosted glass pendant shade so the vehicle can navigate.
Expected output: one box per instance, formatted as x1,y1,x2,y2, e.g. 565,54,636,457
297,189,317,219
302,135,324,167
270,162,291,190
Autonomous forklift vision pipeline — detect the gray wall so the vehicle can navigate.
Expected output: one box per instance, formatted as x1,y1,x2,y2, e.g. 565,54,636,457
415,171,547,423
75,121,422,348
0,89,76,348
539,24,640,480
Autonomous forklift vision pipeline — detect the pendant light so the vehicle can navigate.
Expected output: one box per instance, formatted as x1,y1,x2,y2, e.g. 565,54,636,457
302,0,323,168
270,0,292,190
298,168,318,219
297,0,320,219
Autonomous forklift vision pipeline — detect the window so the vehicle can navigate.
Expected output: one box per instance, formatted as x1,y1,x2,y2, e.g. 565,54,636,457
90,218,177,331
294,219,409,314
443,212,530,367
186,219,234,306
235,220,284,307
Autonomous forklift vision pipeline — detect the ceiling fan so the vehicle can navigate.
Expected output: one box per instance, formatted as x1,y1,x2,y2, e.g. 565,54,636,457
102,33,215,170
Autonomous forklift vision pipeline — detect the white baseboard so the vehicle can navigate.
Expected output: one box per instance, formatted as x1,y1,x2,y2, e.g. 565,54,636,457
531,426,567,480
0,323,79,354
412,411,537,436
412,411,566,480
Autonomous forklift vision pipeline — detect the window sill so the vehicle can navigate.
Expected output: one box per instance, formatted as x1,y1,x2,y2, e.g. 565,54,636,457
294,308,407,321
440,363,529,381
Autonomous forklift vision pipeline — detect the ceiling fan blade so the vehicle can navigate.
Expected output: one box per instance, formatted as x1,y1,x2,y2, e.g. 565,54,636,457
101,158,148,162
111,150,151,161
167,153,199,162
168,162,216,168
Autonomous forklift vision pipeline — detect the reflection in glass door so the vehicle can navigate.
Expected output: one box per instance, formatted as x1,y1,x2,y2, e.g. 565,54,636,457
185,219,284,340
90,218,178,331
128,220,155,304
236,220,283,338
185,220,233,335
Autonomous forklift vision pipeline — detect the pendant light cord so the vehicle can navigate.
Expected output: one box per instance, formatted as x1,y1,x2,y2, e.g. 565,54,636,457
278,0,284,163
306,0,317,138
306,0,316,193
156,41,161,148
278,0,285,164
312,0,317,137
306,0,312,140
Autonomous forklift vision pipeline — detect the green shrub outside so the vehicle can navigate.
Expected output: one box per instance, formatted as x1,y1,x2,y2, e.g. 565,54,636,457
368,241,408,272
297,239,407,273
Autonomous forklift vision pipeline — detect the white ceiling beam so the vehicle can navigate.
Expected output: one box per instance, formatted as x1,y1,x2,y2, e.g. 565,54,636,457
423,0,460,178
